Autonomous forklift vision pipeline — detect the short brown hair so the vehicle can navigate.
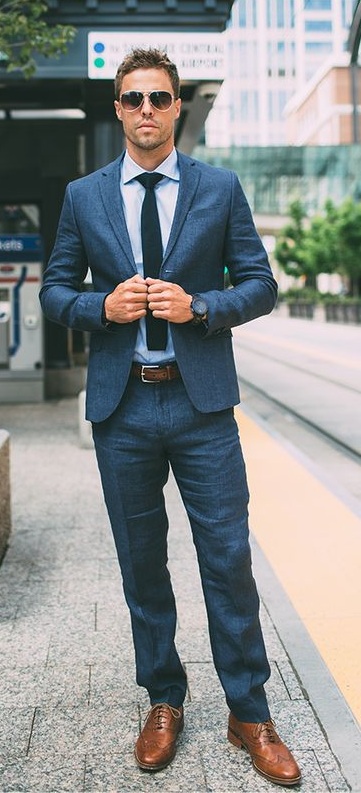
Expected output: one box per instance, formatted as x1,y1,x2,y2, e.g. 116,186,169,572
114,47,180,100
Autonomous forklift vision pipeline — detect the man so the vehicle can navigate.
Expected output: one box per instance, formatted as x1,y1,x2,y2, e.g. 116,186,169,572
40,48,301,787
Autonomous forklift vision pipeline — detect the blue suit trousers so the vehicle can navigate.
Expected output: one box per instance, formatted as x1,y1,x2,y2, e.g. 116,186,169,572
92,376,271,722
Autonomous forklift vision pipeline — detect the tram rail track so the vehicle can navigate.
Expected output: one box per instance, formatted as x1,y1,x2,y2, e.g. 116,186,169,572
238,375,361,464
232,316,361,467
237,341,361,398
230,315,361,510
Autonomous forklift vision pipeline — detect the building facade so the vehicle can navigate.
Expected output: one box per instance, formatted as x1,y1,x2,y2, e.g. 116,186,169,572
285,55,361,144
205,0,357,146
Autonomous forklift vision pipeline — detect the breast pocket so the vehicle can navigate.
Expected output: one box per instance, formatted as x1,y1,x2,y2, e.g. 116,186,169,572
187,205,224,220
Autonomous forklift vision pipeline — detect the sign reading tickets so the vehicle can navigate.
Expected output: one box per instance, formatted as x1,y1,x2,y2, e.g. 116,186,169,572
88,32,225,81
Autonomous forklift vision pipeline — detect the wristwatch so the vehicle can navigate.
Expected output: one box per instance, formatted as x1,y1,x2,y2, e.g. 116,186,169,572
190,294,208,325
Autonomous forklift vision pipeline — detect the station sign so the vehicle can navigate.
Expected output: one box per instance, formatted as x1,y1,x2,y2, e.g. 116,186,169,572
0,235,43,263
88,31,226,81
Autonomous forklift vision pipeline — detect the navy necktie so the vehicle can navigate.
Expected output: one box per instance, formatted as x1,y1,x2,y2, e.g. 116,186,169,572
136,172,167,351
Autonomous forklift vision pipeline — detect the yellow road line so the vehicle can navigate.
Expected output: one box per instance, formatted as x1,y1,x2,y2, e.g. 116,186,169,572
236,407,361,725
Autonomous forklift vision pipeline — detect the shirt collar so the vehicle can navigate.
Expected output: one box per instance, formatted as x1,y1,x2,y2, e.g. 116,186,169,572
122,148,179,185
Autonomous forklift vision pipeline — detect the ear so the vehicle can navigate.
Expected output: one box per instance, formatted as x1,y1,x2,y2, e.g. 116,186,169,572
114,100,122,122
174,98,182,120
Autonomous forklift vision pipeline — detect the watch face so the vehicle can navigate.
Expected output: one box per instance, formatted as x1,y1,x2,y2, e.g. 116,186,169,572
192,297,208,316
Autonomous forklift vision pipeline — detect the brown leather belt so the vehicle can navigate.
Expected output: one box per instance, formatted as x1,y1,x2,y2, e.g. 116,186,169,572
131,362,181,383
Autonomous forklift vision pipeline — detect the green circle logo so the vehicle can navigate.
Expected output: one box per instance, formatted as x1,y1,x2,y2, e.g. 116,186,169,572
94,57,105,68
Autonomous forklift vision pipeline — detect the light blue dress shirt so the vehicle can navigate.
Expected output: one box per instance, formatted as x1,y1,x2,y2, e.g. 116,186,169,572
121,149,179,364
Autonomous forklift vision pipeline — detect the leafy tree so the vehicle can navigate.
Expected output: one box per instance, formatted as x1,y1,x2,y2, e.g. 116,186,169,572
335,198,361,297
0,0,76,77
273,200,317,288
301,200,340,278
275,197,361,296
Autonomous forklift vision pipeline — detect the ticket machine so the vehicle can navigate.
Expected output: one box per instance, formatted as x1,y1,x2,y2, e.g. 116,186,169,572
0,234,44,402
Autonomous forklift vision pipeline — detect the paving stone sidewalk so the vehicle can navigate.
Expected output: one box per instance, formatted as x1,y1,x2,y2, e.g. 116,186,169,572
0,398,352,792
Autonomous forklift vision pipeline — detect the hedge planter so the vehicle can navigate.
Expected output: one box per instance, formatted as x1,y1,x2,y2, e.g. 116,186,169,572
288,301,315,319
285,299,361,323
324,302,361,324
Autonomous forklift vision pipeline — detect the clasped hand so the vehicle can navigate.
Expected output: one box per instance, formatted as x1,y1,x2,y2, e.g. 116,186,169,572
104,274,193,325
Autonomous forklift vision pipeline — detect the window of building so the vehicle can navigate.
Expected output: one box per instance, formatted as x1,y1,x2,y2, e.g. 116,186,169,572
233,0,257,28
234,0,246,27
238,91,259,122
277,41,286,76
305,20,333,32
305,0,332,9
267,40,296,77
267,0,296,28
268,90,288,122
290,0,295,27
277,0,285,27
341,0,356,28
305,41,333,53
232,40,258,78
267,0,283,27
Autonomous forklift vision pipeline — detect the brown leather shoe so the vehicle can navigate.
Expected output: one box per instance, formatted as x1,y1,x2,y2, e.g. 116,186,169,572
228,714,301,786
135,703,184,772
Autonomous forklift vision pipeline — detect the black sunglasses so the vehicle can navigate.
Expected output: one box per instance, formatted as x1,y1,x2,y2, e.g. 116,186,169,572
119,90,175,112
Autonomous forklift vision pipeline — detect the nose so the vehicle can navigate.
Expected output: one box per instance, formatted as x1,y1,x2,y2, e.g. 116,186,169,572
141,95,153,114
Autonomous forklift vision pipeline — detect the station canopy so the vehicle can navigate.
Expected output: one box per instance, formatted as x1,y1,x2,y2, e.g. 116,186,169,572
0,0,234,153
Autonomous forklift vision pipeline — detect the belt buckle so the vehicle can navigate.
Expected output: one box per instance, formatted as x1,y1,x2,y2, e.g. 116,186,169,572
140,364,158,383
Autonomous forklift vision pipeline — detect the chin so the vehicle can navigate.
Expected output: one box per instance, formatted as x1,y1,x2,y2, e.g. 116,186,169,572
138,138,163,151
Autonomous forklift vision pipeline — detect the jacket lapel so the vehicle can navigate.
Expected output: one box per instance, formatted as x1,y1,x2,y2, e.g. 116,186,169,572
97,151,200,275
97,154,136,276
162,152,200,266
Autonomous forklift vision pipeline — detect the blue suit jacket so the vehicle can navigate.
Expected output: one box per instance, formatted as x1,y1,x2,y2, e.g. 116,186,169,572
40,151,277,422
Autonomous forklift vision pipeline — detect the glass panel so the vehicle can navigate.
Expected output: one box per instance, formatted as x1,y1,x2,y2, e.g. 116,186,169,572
193,145,361,215
0,204,40,234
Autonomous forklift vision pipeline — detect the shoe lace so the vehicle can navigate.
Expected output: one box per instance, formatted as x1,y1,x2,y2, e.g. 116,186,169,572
256,720,279,743
150,703,181,730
